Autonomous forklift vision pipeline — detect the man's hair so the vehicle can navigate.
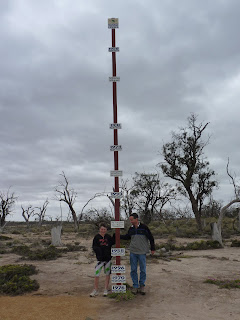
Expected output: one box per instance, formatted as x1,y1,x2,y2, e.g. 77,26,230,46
130,213,138,219
99,222,108,229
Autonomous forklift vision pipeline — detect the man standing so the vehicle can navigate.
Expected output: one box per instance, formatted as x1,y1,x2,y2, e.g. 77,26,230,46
120,213,155,295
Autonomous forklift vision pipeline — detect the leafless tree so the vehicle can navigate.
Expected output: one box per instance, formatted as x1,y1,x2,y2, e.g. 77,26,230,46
21,205,35,228
212,159,240,246
34,199,49,226
55,172,79,230
0,189,17,228
79,192,114,221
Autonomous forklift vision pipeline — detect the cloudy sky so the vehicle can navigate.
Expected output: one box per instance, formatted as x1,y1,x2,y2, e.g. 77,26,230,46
1,0,240,221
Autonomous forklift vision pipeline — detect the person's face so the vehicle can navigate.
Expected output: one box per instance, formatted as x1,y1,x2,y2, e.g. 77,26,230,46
99,226,107,235
129,216,138,226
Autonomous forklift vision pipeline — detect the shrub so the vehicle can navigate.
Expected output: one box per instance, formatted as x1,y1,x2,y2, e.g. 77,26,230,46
231,239,240,247
0,235,12,241
0,264,39,295
157,240,222,251
204,278,240,289
11,245,63,260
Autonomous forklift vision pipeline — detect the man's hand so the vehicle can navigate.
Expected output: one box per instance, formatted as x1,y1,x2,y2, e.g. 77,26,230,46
151,251,155,255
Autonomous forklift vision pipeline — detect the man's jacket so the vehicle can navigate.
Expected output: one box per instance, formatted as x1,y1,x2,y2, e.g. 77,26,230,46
120,223,155,254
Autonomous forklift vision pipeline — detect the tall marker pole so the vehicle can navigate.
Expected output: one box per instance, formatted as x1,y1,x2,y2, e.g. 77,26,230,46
108,18,126,293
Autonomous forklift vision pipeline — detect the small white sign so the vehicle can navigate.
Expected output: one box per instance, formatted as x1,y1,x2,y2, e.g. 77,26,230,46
112,285,126,293
109,76,120,82
110,192,123,199
111,265,126,273
111,275,126,283
108,47,120,52
111,248,125,256
108,18,119,29
110,170,123,177
110,145,122,151
109,123,122,129
111,221,125,229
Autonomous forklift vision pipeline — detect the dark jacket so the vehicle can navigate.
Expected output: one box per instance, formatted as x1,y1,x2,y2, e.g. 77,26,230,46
92,233,115,262
120,223,155,254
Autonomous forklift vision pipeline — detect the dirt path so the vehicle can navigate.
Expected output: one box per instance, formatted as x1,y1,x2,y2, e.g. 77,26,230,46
1,235,240,320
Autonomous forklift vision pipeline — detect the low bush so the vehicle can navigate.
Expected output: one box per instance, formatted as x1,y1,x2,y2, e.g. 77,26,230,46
204,278,240,289
230,239,240,247
0,264,39,295
157,240,222,251
11,245,62,260
0,235,12,241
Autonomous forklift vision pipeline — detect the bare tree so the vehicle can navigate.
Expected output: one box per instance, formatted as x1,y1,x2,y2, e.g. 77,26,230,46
34,199,49,226
79,192,114,221
21,205,35,228
212,159,240,246
120,179,137,218
0,189,17,228
55,172,79,230
160,114,217,231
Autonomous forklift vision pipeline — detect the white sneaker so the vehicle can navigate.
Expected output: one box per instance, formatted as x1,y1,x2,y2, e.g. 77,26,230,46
90,289,98,297
103,289,108,296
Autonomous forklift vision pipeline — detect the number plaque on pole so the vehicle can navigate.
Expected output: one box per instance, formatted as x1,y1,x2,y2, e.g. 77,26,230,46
111,265,126,273
112,285,126,293
111,248,125,256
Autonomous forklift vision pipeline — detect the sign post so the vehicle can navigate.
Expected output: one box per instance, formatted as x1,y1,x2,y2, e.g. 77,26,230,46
108,18,126,293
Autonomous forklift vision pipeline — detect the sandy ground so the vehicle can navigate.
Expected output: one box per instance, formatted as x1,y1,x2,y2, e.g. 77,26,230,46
0,233,240,320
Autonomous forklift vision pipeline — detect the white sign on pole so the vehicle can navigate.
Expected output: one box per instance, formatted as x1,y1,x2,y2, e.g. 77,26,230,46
111,221,125,229
108,18,119,29
110,170,123,177
111,275,126,283
111,248,125,256
111,265,126,273
112,285,126,293
108,47,120,52
110,145,122,151
109,123,122,129
109,76,120,82
110,191,123,199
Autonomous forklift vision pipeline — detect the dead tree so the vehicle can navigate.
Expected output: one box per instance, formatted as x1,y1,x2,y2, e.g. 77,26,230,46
79,191,114,221
55,172,79,230
212,159,240,246
34,199,49,226
21,205,34,228
0,189,17,228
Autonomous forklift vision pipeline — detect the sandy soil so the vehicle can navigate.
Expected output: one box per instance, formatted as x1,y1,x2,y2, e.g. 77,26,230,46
0,232,240,320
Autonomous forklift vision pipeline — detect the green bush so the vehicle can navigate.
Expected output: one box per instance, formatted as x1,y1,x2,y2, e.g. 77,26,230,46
204,278,240,289
11,245,63,260
157,240,222,251
0,235,12,241
230,239,240,247
0,264,39,295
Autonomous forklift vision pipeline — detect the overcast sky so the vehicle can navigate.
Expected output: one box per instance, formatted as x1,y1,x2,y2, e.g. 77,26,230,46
1,0,240,221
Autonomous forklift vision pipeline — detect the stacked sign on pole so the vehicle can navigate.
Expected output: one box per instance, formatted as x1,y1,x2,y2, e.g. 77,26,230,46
108,18,126,293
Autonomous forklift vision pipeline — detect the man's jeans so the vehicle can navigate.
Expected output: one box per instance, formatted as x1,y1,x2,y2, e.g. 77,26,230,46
130,252,146,288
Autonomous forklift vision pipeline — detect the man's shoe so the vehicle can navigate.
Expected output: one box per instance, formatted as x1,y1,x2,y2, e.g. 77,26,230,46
139,286,145,295
90,289,98,297
103,289,108,296
131,287,138,295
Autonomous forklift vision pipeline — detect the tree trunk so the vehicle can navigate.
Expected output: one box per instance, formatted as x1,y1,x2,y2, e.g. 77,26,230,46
212,199,240,246
51,225,63,247
188,190,202,231
211,222,223,247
